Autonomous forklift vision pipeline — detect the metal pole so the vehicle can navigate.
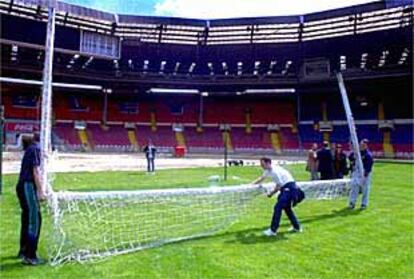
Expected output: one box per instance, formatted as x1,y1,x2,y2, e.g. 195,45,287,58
40,2,56,195
199,93,203,127
296,90,303,152
0,77,102,90
336,72,364,179
224,131,228,181
103,90,108,125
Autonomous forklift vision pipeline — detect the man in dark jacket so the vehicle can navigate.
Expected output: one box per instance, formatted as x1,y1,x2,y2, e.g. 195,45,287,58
334,144,348,178
317,141,334,180
16,133,46,265
143,140,157,173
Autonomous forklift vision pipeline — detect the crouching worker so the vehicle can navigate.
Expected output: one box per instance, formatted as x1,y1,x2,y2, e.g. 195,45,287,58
252,157,304,236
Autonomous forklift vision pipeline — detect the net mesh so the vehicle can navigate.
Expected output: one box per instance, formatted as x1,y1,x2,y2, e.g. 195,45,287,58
46,179,349,265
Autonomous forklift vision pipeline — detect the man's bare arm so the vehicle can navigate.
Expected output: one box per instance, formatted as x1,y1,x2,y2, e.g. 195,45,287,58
251,176,266,185
266,185,281,198
33,166,46,201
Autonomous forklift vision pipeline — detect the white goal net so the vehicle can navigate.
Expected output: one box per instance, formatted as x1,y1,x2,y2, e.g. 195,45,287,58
46,179,349,265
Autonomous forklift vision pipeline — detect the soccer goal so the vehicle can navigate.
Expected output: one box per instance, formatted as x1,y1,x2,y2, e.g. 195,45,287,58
35,2,361,265
45,179,349,265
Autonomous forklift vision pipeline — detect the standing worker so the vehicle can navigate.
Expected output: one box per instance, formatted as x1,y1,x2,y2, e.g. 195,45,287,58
333,144,348,179
317,141,334,180
143,140,157,174
16,133,46,265
349,139,374,210
306,143,319,180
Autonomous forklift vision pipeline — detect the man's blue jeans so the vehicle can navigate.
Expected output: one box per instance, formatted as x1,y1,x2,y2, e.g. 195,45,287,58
270,182,301,232
349,173,372,207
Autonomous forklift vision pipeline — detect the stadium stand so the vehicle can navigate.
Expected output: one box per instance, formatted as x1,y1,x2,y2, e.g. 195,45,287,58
53,123,81,146
1,0,412,158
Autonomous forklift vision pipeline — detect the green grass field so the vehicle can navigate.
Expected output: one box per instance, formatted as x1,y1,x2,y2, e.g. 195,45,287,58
1,163,413,279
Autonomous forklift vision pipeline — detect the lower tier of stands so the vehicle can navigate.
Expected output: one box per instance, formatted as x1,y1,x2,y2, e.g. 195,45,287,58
50,123,301,154
5,120,413,159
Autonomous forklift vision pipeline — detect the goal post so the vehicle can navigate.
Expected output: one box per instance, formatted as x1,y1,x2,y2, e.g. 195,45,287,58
40,0,57,197
336,72,365,184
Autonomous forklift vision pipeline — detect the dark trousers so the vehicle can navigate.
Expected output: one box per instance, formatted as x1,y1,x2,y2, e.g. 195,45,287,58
16,181,42,259
147,157,155,172
320,172,333,180
336,172,344,179
270,182,300,232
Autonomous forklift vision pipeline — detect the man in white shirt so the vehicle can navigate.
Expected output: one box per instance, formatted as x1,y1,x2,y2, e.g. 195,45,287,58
252,157,302,236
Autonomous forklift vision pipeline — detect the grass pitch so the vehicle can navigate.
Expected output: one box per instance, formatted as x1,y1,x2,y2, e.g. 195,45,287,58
1,163,413,279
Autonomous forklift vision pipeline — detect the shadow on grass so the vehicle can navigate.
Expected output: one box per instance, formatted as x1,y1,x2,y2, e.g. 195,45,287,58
209,207,362,245
128,207,362,250
226,228,289,245
1,256,49,271
300,206,363,225
0,255,18,261
145,226,289,253
184,226,290,246
0,259,24,273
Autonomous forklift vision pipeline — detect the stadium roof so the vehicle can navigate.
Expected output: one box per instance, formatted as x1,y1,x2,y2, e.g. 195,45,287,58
14,0,412,19
1,0,411,86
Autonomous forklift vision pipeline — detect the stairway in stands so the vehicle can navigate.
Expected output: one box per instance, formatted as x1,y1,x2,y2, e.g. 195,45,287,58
175,131,186,147
222,131,233,151
270,132,282,154
128,129,140,150
379,102,394,158
78,129,92,151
